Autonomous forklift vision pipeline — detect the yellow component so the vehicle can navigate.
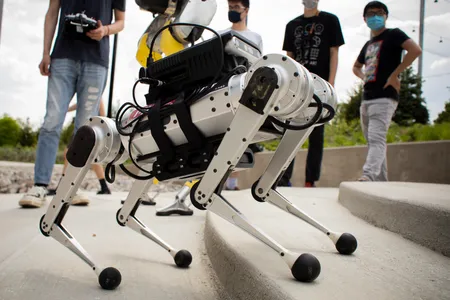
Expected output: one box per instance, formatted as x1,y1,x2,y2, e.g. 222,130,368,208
136,20,185,67
153,178,159,185
184,180,199,188
159,23,185,57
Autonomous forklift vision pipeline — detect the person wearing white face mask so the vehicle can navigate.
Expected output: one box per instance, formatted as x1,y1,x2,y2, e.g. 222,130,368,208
352,1,422,182
280,0,344,188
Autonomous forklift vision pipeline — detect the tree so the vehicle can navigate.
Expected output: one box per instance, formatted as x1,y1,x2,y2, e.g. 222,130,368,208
434,101,450,124
340,84,363,123
0,114,22,147
394,66,429,126
342,66,429,126
17,118,38,147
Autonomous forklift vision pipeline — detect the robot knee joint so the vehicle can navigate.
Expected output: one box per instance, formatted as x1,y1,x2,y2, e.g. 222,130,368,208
66,125,96,168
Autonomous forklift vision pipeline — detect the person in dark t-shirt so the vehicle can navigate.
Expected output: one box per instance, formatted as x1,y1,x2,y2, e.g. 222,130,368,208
280,0,345,187
19,0,126,209
353,1,422,182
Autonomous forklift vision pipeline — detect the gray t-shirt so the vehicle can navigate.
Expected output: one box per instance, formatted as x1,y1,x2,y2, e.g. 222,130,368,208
219,28,263,53
51,0,126,69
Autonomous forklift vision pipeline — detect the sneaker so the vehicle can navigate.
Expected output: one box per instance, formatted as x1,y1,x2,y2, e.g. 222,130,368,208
357,177,370,182
305,182,315,188
19,186,48,208
71,193,90,206
97,188,111,195
121,193,156,206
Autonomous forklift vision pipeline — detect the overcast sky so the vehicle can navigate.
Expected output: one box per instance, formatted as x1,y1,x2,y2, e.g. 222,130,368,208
0,0,449,129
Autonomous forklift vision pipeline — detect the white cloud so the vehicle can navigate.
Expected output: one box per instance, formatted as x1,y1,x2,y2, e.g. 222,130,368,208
430,57,450,70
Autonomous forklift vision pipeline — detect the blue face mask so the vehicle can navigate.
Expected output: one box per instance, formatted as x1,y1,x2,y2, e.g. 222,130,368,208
367,16,385,30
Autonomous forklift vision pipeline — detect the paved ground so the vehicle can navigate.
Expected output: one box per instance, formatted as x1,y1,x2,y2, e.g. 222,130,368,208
207,188,450,300
1,186,449,300
0,192,228,300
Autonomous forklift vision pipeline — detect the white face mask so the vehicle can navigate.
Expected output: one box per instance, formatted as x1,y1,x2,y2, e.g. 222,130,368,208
303,0,318,9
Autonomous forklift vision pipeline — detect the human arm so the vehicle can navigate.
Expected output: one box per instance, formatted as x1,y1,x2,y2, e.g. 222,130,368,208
352,60,365,80
328,15,345,87
99,99,106,117
86,6,125,41
39,0,60,76
328,47,339,86
282,22,296,60
67,103,77,112
384,38,422,91
353,43,368,81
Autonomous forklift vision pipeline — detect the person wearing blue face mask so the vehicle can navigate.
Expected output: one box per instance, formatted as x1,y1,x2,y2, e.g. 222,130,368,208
353,1,422,182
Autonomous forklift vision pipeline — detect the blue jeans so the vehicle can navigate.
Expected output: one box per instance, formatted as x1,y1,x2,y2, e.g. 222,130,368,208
34,58,108,185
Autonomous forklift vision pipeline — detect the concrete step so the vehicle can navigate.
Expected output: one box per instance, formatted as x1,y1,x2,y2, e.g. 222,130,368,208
205,188,450,300
0,192,229,300
338,182,450,257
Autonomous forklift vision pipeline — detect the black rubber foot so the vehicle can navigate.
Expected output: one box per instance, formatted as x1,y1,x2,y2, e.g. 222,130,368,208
98,267,122,290
156,209,194,216
291,253,321,282
335,233,358,255
174,250,192,268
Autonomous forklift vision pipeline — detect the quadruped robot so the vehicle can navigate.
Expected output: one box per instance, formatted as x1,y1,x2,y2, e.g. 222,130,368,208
39,0,358,290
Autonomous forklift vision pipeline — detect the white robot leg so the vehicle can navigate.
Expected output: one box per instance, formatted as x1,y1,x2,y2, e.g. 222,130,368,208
39,117,126,290
252,74,358,256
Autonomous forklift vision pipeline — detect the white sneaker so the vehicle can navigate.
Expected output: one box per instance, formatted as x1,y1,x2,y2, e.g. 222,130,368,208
71,193,90,206
19,186,48,208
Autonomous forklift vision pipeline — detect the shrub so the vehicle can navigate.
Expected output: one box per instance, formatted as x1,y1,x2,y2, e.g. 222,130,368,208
0,115,22,147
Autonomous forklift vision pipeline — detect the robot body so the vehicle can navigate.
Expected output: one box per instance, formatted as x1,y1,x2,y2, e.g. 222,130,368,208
39,0,357,290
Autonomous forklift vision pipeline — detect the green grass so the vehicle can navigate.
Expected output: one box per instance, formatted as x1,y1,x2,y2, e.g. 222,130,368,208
0,147,66,164
260,121,450,151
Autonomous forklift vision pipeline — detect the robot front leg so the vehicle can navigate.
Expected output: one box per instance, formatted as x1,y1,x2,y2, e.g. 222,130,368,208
40,118,125,290
253,128,358,255
189,67,322,282
117,176,193,267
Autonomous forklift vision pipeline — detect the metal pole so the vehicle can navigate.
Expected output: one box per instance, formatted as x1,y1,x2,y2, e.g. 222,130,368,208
0,0,4,46
418,0,425,78
107,34,118,118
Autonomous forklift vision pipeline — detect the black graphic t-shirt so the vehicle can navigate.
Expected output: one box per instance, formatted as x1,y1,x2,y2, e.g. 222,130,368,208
282,11,345,81
51,0,126,69
357,28,410,101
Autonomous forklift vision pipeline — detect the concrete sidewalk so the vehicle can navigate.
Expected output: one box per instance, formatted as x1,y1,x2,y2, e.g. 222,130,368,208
206,188,450,300
0,192,228,300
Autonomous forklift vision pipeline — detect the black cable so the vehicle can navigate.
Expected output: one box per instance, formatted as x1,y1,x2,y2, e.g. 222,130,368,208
269,94,324,131
315,103,335,124
188,64,247,102
119,164,154,181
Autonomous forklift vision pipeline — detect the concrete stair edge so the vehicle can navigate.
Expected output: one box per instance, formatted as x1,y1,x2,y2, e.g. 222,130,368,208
204,212,295,300
337,182,450,257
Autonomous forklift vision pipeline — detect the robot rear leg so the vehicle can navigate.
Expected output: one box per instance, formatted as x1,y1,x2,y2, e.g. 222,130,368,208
39,119,123,290
252,128,358,255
